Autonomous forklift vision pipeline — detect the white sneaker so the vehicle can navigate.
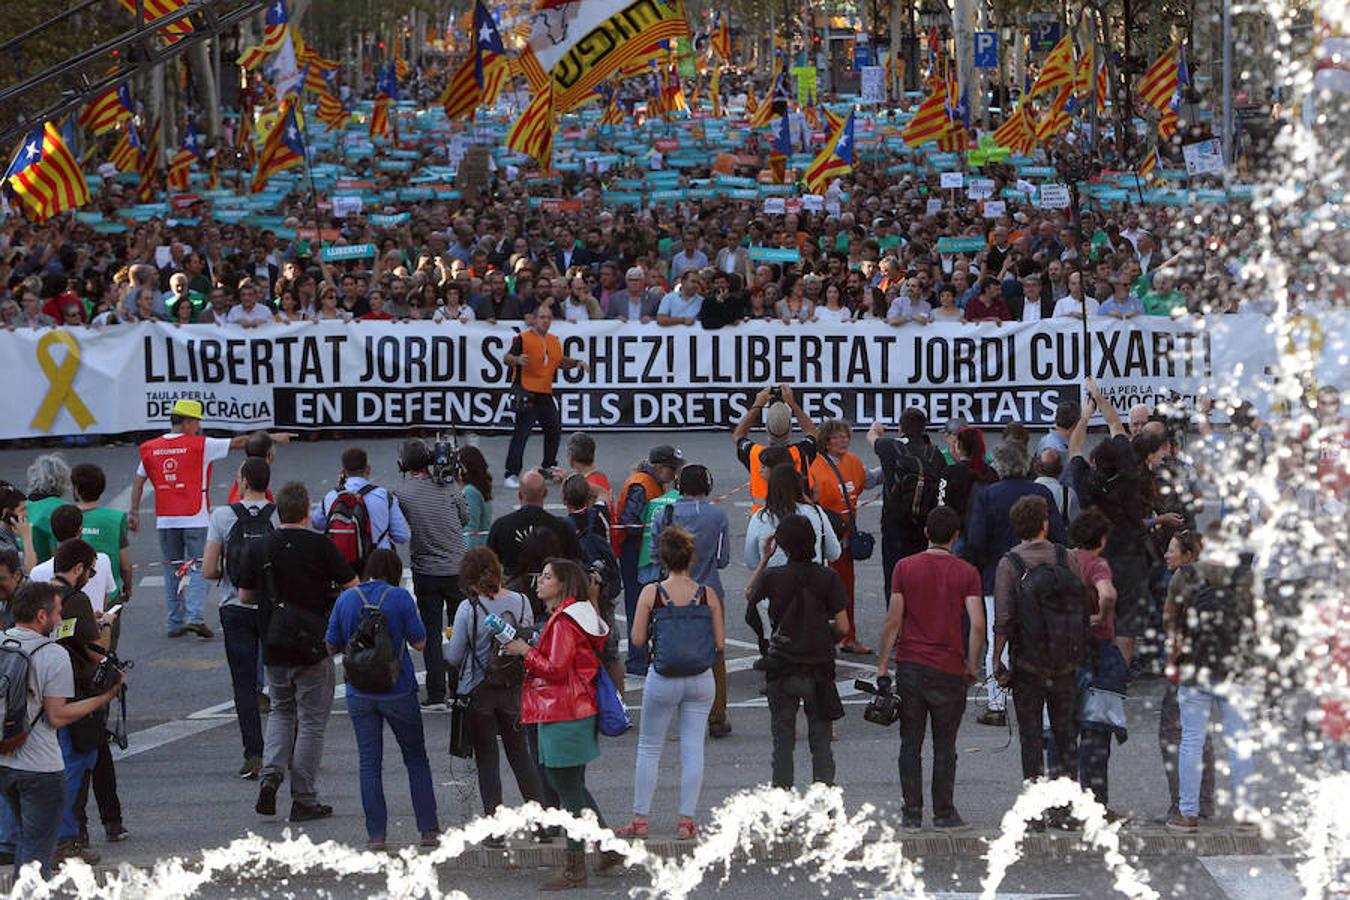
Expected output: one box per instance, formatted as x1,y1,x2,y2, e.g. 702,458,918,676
504,474,520,489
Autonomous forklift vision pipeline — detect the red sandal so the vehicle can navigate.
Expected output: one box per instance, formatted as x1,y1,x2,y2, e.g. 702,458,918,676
676,820,699,840
613,819,649,839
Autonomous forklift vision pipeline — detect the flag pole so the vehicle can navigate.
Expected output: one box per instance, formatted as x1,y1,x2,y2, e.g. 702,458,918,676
297,94,321,232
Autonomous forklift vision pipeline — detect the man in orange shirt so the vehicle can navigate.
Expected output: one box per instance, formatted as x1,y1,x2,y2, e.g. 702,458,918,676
503,307,589,489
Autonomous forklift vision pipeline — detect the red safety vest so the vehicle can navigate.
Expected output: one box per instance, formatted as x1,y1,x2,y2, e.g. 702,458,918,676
139,434,213,519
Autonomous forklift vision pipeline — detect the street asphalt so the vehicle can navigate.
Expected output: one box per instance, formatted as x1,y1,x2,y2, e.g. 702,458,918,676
0,430,1325,898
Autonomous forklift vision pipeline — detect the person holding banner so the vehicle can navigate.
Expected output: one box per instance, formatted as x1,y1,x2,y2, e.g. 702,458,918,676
129,400,295,638
502,307,589,490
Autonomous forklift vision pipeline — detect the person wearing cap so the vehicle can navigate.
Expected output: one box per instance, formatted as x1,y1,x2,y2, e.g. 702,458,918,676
502,306,590,489
130,400,295,638
732,384,819,514
613,446,684,677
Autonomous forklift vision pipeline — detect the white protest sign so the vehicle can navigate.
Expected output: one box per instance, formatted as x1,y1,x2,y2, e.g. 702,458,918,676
939,171,964,189
332,195,364,218
926,198,943,215
762,197,786,214
98,163,117,178
801,193,824,211
154,245,173,269
982,200,1007,219
1038,183,1072,209
1182,139,1224,176
1016,179,1036,195
966,177,995,200
861,66,886,104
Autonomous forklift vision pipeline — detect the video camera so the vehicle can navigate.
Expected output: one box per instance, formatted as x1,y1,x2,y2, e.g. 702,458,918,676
91,649,133,696
854,676,902,727
429,431,460,486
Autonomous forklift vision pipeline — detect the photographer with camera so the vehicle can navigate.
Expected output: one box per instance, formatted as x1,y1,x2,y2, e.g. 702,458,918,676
746,515,849,790
732,384,818,514
0,581,124,878
393,439,471,710
875,506,985,832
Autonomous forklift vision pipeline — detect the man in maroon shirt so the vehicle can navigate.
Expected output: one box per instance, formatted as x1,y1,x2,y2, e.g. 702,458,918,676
877,506,985,831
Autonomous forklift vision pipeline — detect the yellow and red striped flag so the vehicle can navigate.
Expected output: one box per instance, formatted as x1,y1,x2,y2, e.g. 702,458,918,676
506,82,556,168
166,148,194,191
901,84,949,146
117,0,193,42
1158,105,1179,140
137,118,162,202
1138,146,1160,181
108,124,143,173
440,57,479,120
250,99,306,193
1029,34,1074,97
1036,85,1073,141
317,92,349,130
804,111,854,194
1073,48,1107,112
261,0,289,52
993,101,1037,153
1138,44,1180,111
709,63,722,117
369,95,391,140
711,12,732,63
515,44,548,93
237,43,271,71
3,122,90,223
77,82,133,136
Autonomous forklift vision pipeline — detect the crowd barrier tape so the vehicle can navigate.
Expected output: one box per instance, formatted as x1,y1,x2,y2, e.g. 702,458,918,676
2,315,1346,441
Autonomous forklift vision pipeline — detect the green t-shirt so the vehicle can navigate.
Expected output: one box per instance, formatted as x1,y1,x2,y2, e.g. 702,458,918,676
1142,289,1184,317
638,489,680,569
25,496,65,564
79,506,130,598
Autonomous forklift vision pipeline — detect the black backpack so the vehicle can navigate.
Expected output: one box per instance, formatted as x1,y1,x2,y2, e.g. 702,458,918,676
0,633,53,753
1182,566,1249,685
885,441,945,528
471,595,529,688
575,507,622,604
224,503,276,591
342,586,400,693
1007,546,1089,676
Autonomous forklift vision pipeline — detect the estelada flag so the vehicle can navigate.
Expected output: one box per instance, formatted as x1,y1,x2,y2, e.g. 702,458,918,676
3,122,90,223
1029,34,1074,97
77,82,133,136
250,98,306,193
804,111,854,194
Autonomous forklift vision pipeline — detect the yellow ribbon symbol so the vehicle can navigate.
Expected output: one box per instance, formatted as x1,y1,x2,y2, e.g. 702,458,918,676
31,330,96,432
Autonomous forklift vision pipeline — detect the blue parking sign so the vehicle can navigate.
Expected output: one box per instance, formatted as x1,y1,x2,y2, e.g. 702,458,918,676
974,32,998,69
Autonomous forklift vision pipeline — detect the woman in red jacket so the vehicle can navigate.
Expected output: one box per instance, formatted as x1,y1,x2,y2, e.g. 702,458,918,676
502,558,622,889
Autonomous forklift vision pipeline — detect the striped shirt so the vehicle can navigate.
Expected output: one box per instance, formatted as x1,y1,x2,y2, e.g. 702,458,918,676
393,475,470,577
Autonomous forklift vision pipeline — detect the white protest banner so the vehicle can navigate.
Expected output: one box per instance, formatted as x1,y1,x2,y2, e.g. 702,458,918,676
926,198,943,215
4,316,1342,438
1038,183,1072,209
1183,139,1225,176
939,172,965,189
801,194,824,211
331,195,364,218
966,177,995,200
861,66,886,104
982,200,1007,218
762,197,787,214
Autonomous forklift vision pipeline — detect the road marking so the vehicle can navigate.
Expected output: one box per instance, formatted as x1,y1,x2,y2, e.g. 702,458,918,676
138,575,164,587
1199,856,1301,900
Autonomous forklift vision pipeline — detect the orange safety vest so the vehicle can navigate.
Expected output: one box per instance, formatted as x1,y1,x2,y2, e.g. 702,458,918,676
139,434,212,519
748,443,813,513
612,470,662,551
514,330,564,395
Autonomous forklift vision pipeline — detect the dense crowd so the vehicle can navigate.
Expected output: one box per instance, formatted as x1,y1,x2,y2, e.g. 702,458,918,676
0,370,1344,886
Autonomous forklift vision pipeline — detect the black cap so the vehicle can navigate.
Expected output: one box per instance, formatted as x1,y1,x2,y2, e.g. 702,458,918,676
649,445,685,467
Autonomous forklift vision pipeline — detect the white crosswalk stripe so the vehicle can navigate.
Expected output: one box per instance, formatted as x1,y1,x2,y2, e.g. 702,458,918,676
1199,856,1301,900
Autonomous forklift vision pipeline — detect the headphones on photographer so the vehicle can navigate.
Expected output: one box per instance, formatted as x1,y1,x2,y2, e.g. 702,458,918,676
398,438,435,474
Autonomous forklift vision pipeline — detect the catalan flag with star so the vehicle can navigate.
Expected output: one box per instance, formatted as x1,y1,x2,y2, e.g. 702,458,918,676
251,98,306,193
166,121,201,192
1029,34,1074,97
108,123,143,172
440,0,509,120
768,107,791,183
261,0,289,52
804,110,853,194
77,82,133,136
3,122,90,223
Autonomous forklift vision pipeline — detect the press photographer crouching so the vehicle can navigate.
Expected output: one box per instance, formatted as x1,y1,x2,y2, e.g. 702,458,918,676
876,506,985,831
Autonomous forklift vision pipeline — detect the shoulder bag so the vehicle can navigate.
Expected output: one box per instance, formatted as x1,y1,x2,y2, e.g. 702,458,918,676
820,455,875,561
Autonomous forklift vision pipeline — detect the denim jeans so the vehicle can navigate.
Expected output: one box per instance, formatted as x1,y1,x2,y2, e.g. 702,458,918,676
411,574,463,704
1178,684,1254,817
1011,669,1078,782
1160,680,1215,816
467,683,545,814
504,392,561,478
0,767,66,878
262,658,336,806
633,669,715,818
221,605,265,759
984,597,1009,711
346,691,440,841
895,662,967,821
158,526,208,632
57,728,98,843
619,538,648,675
766,672,834,789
